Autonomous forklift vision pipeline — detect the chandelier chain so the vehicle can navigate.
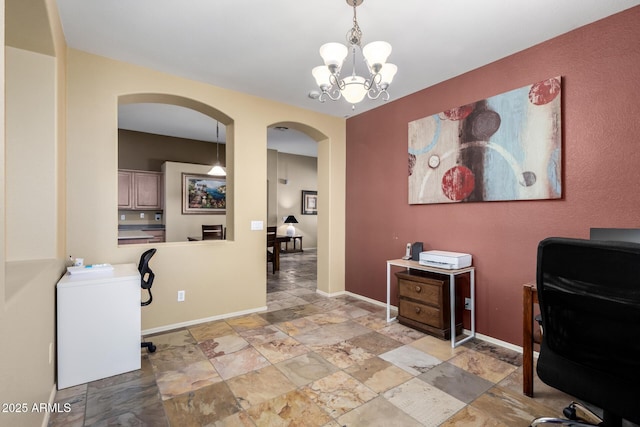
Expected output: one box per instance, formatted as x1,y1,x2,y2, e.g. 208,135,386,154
347,0,362,46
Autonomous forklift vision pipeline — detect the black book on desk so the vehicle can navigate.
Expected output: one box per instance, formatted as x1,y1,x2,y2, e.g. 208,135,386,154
411,242,423,261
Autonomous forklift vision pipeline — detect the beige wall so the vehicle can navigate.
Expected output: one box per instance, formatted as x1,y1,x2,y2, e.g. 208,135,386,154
65,49,346,332
5,46,57,261
277,153,318,249
2,0,68,426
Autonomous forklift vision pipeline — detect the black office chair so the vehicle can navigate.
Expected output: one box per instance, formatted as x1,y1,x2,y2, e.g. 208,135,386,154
530,238,640,427
139,248,157,353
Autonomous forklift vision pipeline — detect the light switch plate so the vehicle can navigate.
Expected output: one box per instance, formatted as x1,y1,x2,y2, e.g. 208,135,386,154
251,220,264,231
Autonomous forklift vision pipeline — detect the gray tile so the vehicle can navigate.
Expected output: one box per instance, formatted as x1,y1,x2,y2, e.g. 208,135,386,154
418,361,494,403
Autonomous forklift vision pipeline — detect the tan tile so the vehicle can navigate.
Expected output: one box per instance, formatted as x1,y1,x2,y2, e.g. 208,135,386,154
310,341,375,369
345,356,413,393
448,348,518,383
163,382,241,426
210,346,271,380
347,331,404,355
276,317,321,337
198,334,249,359
439,405,508,427
188,321,236,342
470,385,559,425
383,378,466,426
246,389,332,426
377,322,426,344
337,396,423,427
226,365,296,409
252,336,310,364
275,352,339,386
226,314,270,332
146,329,196,350
155,359,222,400
410,334,467,361
302,371,377,418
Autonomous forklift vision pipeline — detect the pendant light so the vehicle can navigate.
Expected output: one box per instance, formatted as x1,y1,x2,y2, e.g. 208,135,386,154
207,121,226,176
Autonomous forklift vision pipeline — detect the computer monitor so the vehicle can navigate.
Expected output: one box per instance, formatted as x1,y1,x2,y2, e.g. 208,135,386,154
590,228,640,244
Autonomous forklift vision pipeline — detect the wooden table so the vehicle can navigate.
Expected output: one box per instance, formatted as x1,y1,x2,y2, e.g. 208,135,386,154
273,235,289,271
523,282,539,397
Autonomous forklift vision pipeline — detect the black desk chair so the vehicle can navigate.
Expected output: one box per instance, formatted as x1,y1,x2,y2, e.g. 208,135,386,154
139,248,157,353
530,238,640,427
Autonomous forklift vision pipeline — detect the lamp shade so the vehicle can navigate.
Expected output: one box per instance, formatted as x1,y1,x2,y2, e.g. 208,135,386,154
312,66,332,88
319,42,348,69
363,41,392,68
284,215,298,224
379,63,398,85
341,75,367,104
207,164,226,176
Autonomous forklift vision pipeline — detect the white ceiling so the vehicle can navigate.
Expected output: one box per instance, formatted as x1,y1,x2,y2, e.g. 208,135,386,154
57,0,639,156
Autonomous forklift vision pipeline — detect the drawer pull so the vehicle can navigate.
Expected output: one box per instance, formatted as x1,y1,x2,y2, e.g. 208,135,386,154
415,285,421,293
415,306,421,314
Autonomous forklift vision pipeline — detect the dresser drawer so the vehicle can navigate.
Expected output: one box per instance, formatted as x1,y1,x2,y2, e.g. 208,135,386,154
399,300,443,329
398,278,442,306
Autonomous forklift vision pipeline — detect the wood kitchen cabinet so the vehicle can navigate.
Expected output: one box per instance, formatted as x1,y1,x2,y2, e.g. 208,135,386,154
118,170,163,210
395,270,462,339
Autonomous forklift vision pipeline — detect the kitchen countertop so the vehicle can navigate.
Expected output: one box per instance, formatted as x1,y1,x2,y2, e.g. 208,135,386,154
118,224,165,231
118,230,154,240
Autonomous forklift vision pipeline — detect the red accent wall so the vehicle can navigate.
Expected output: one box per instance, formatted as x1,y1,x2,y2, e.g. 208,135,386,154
345,6,640,346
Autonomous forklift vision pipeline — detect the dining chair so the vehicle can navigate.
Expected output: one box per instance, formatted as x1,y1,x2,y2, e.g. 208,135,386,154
266,226,277,274
202,224,224,240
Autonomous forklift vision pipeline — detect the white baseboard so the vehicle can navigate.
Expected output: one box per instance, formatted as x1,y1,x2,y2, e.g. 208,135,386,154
346,291,533,356
141,306,267,336
345,291,395,310
315,288,345,298
41,383,57,427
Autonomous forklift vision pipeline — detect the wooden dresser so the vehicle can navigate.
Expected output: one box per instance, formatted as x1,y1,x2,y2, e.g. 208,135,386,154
395,270,461,339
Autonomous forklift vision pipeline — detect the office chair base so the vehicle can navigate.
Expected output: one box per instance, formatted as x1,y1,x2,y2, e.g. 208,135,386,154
141,342,156,353
530,402,603,427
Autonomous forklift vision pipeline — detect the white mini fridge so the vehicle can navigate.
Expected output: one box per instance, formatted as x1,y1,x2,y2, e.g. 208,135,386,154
56,263,141,389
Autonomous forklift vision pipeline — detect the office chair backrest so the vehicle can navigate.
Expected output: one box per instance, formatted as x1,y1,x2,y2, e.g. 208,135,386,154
536,237,640,424
139,248,156,306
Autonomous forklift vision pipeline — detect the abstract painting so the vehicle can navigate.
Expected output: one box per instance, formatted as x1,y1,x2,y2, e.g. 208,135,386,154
408,77,561,204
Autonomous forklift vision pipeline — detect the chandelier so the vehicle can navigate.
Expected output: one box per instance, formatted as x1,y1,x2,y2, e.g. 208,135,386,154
312,0,397,108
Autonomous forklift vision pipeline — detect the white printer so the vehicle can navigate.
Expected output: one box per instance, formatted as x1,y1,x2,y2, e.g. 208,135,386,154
419,250,472,269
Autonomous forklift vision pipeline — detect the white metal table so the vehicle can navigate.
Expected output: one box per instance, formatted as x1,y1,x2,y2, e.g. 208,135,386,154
386,258,475,348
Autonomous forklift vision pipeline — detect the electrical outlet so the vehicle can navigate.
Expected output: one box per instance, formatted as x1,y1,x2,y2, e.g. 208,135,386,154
464,298,472,310
177,290,185,302
140,212,145,219
120,214,125,221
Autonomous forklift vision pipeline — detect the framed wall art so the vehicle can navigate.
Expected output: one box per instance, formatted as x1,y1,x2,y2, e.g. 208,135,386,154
408,76,562,205
301,190,317,215
182,173,226,214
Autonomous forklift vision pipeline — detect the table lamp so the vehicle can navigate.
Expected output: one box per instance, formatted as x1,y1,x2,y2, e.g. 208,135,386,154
284,215,298,237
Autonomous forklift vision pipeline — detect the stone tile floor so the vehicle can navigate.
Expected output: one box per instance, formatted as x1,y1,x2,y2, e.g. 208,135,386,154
49,250,588,426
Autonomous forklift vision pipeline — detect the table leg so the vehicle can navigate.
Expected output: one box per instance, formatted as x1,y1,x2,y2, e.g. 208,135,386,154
523,284,534,397
386,262,396,322
450,270,475,348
